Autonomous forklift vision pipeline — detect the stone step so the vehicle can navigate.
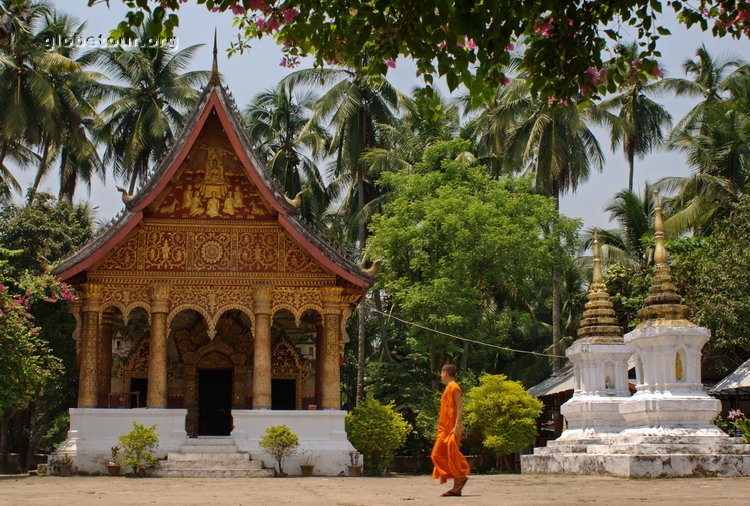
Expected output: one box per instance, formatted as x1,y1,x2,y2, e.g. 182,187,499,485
184,437,236,445
178,445,240,453
167,452,252,462
159,459,265,471
153,468,274,478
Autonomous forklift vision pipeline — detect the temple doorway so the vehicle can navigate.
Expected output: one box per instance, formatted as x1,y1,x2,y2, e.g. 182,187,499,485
272,379,296,410
198,369,233,435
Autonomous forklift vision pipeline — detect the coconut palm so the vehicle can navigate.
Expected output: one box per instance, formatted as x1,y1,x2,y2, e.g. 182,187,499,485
501,81,604,370
244,83,329,222
0,1,77,201
24,13,105,203
592,42,672,192
90,18,209,193
662,44,747,135
284,62,399,403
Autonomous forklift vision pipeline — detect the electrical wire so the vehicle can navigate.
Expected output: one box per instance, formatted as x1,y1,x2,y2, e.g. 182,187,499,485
367,305,566,359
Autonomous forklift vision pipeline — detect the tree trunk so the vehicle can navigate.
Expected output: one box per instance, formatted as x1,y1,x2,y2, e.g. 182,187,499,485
461,340,469,372
373,290,392,362
552,185,562,372
355,172,368,406
627,150,635,193
28,137,51,205
429,346,437,392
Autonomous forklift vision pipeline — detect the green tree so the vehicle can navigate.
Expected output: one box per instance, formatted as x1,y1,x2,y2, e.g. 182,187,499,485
90,17,209,193
99,1,750,103
258,424,299,475
345,396,410,476
593,42,672,192
464,374,543,465
369,140,576,378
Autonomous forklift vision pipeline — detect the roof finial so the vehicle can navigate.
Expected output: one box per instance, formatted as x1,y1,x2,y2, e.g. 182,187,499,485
210,28,220,85
653,189,667,265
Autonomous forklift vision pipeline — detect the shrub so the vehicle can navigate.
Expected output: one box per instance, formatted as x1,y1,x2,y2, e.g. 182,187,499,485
464,374,543,460
118,422,159,476
345,396,411,476
258,424,299,475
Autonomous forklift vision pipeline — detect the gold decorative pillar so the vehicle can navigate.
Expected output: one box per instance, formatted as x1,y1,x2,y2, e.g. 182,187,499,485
97,311,115,407
77,283,101,408
252,285,273,409
147,284,170,408
320,287,343,410
315,323,324,407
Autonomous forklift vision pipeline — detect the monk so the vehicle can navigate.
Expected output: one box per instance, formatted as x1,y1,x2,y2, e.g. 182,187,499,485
431,363,470,497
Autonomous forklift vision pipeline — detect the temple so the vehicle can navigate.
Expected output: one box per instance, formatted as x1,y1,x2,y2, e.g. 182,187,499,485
52,48,373,475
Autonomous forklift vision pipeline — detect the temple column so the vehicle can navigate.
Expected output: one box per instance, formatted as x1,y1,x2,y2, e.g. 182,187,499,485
320,287,343,410
97,311,115,407
252,285,272,409
77,283,100,408
147,284,170,408
314,323,324,407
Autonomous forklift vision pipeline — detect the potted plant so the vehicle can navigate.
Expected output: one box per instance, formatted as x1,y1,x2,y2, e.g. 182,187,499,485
299,449,315,477
258,424,299,477
119,421,159,477
106,445,122,476
57,454,73,477
348,451,362,477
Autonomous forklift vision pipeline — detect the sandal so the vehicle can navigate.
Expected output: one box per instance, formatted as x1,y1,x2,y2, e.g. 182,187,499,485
441,489,461,497
455,476,469,493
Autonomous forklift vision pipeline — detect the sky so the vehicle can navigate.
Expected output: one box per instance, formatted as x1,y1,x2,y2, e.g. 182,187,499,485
18,1,750,231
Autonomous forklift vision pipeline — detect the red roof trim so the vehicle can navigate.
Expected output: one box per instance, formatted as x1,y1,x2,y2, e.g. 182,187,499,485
56,212,143,280
278,214,370,289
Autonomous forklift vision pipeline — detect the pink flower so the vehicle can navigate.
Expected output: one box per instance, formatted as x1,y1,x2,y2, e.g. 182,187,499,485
502,76,511,86
229,4,246,15
728,409,744,421
456,40,465,49
386,59,396,69
506,43,515,51
282,8,299,23
249,0,270,11
651,65,664,78
279,58,288,68
465,38,477,50
211,6,221,12
437,41,447,50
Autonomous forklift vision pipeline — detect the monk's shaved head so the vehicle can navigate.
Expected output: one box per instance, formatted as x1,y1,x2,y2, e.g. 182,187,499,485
441,363,457,377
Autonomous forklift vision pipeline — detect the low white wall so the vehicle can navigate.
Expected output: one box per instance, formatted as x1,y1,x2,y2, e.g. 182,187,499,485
231,410,355,476
55,408,187,474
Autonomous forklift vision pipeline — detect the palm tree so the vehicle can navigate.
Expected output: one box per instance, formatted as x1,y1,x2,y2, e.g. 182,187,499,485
0,1,76,201
662,44,747,135
586,185,655,270
25,13,105,203
592,42,672,192
91,18,209,193
498,80,604,370
243,83,329,222
284,63,398,404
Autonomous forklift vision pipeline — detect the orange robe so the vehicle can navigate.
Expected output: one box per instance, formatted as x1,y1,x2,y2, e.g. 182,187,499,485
431,381,470,483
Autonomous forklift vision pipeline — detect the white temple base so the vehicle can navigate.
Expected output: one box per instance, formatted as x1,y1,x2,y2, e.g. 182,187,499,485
522,435,750,477
54,408,355,476
560,396,629,439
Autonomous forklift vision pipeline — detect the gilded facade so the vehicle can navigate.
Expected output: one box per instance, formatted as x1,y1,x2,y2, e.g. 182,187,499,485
55,77,372,436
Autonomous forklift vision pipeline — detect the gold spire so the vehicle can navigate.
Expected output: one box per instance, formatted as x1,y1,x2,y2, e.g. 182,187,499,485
636,189,691,327
209,28,220,86
576,229,623,341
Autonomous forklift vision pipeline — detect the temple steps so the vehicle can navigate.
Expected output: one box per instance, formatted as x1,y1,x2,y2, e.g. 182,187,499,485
153,438,273,478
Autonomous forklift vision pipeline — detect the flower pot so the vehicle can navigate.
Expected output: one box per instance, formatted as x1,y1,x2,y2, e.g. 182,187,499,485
106,463,121,476
300,464,315,477
348,465,362,477
58,463,73,477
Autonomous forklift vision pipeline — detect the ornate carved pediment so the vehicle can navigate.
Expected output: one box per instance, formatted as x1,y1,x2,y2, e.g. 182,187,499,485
272,338,310,409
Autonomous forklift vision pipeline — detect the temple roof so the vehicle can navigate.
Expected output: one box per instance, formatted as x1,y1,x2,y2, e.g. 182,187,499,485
54,60,373,289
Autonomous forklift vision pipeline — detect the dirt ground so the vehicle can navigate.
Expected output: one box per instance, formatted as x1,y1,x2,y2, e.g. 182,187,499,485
1,474,749,506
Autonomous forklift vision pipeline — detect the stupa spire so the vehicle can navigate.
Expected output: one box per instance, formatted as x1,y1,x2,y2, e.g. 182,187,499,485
636,189,690,325
576,229,622,340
